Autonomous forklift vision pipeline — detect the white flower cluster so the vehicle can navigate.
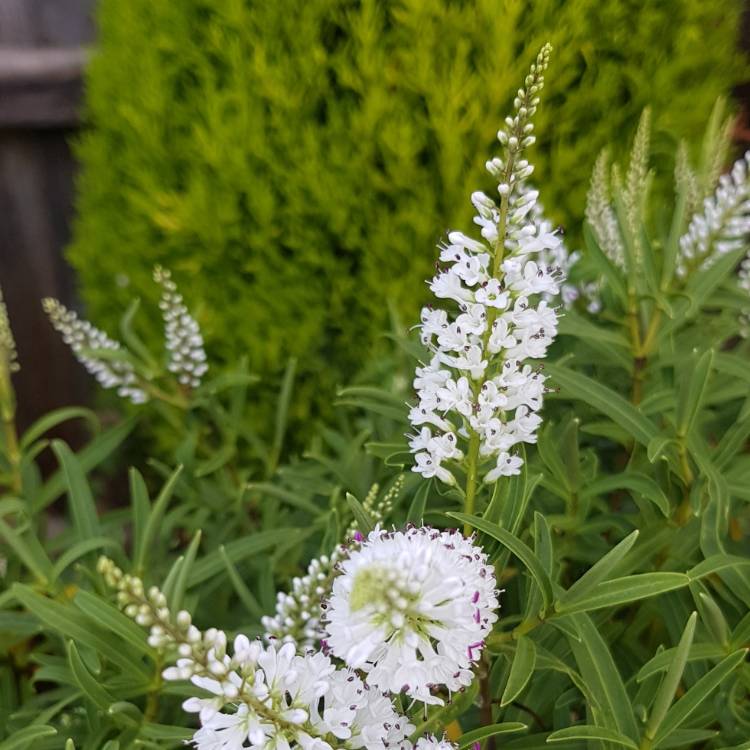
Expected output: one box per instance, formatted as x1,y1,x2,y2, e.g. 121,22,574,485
0,287,18,374
42,298,148,404
99,556,417,750
409,44,562,484
324,526,499,705
678,151,750,277
154,265,208,388
262,549,339,650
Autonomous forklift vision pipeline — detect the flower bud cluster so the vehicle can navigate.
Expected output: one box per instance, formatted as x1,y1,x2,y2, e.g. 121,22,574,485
678,152,750,277
153,266,208,388
348,476,403,535
0,287,18,374
262,548,340,650
43,299,148,404
98,556,418,750
409,44,563,485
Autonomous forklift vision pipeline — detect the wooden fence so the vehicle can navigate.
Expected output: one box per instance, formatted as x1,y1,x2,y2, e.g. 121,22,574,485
0,0,94,433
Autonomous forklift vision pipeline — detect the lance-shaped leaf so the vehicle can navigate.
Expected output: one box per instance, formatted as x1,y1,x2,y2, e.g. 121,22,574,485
500,635,537,706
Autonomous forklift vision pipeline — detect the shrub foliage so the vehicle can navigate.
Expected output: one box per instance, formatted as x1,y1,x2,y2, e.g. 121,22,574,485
68,0,747,432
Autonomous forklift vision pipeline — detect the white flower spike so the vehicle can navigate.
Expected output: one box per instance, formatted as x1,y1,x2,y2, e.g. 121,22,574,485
409,43,563,485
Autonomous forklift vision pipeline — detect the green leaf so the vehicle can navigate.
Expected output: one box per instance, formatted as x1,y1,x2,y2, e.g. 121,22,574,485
556,573,688,615
67,640,113,711
129,468,150,570
217,545,264,619
582,473,669,516
687,554,750,581
407,479,432,524
20,408,98,451
500,636,537,706
449,512,553,612
653,649,747,747
566,613,639,738
134,465,183,574
33,417,137,511
11,584,148,678
170,529,202,613
557,312,631,351
557,531,639,607
545,364,658,447
457,723,527,748
245,483,321,515
52,440,101,541
0,519,53,584
0,726,57,750
636,643,725,682
188,529,300,586
51,537,122,582
675,349,713,438
644,612,697,743
546,725,638,749
346,492,374,535
73,590,151,658
267,357,296,475
139,724,193,742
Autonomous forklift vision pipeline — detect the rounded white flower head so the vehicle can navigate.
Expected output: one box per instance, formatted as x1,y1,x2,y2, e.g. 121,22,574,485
324,526,499,704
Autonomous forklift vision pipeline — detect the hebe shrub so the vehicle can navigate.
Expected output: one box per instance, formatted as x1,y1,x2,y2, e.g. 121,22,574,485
68,0,747,435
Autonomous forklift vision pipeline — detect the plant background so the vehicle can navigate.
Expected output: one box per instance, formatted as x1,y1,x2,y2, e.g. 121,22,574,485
67,0,748,441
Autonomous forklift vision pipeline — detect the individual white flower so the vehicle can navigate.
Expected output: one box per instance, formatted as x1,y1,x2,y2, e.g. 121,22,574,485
324,526,499,705
485,451,524,481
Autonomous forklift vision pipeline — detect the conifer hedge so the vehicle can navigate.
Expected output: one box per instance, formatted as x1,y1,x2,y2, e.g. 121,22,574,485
68,0,747,432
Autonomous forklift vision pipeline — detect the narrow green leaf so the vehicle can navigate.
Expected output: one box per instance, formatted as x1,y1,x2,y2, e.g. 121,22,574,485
52,440,101,541
33,417,137,511
566,613,638,737
556,573,688,615
218,545,264,619
0,726,57,750
267,357,296,475
11,584,148,678
457,723,527,748
170,529,202,612
346,492,374,535
135,464,183,574
407,479,432,524
644,612,697,742
0,519,53,584
73,590,151,657
500,636,537,706
653,649,747,747
51,537,121,582
676,349,713,438
582,473,669,516
67,640,113,711
245,483,321,515
547,725,638,749
687,554,750,581
449,512,553,612
545,364,658,447
188,529,299,586
636,643,725,682
557,531,639,607
20,408,98,451
129,468,150,570
139,724,193,742
583,221,628,304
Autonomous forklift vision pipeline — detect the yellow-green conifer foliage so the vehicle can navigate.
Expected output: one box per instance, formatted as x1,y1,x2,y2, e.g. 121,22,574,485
68,0,747,431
